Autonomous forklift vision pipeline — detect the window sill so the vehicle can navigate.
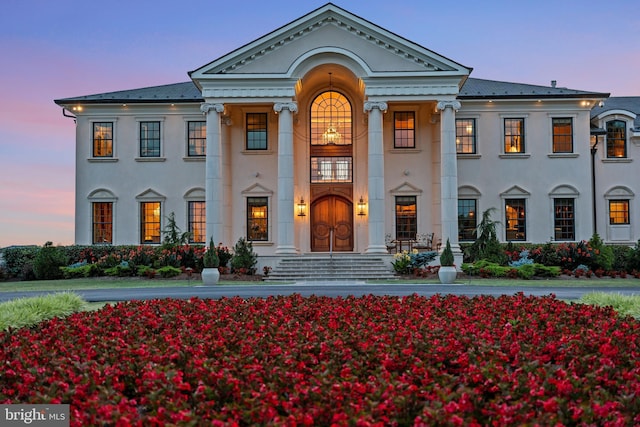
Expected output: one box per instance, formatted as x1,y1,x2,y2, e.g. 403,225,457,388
499,153,531,159
88,158,118,163
183,156,205,162
242,150,274,155
389,148,422,154
547,153,579,159
135,157,166,162
602,158,633,163
457,154,481,159
249,241,273,246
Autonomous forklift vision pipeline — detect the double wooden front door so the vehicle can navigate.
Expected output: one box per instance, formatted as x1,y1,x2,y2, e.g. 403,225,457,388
310,195,353,252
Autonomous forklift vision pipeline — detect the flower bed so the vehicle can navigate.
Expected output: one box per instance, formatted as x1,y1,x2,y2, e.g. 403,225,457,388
1,294,639,425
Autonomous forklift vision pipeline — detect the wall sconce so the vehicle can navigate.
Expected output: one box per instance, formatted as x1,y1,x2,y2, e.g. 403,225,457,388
357,196,367,216
297,198,306,217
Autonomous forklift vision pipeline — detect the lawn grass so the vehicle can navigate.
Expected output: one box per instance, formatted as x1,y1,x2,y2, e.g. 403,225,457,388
1,276,639,292
0,277,269,292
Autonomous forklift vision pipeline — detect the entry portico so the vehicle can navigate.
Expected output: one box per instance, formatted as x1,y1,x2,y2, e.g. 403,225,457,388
190,3,470,258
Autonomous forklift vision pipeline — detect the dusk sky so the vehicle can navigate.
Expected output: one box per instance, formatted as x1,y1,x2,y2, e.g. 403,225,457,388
1,0,639,248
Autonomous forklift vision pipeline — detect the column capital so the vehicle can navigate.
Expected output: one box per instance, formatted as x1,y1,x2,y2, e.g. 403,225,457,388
436,100,461,112
274,102,298,114
200,102,225,115
364,101,388,113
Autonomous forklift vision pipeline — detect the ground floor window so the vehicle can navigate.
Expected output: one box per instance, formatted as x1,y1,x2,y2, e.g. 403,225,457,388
458,199,477,241
92,202,113,244
188,201,205,243
609,200,629,224
140,202,161,244
505,199,526,241
554,198,575,240
395,196,417,240
247,197,268,241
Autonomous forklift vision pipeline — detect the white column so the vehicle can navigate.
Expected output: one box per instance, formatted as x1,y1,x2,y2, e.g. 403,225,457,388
437,100,462,257
364,101,388,254
274,102,298,254
201,102,225,245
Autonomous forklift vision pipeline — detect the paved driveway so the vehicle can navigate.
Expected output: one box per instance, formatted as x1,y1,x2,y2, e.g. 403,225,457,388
1,282,639,302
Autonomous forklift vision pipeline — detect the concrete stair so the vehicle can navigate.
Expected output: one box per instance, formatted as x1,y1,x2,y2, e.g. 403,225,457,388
265,254,397,281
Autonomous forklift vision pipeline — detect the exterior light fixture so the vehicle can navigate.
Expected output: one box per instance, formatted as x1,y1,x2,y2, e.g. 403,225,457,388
357,196,367,216
297,198,306,217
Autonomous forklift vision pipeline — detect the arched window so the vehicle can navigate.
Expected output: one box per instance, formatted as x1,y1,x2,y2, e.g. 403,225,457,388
310,91,352,145
606,120,626,158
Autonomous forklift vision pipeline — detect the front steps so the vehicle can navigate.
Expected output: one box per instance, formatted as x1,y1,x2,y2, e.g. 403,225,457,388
265,254,397,281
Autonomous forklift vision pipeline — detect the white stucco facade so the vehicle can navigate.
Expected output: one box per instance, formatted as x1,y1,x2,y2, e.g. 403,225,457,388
56,4,639,259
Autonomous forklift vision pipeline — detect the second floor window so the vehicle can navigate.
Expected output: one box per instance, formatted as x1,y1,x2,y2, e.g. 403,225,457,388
93,122,113,157
188,121,206,156
504,118,524,153
394,112,415,148
311,157,352,183
246,113,267,150
552,118,573,153
140,121,160,157
456,118,476,154
606,120,627,158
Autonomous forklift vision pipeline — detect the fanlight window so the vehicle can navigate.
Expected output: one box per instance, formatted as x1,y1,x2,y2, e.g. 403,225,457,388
311,91,352,145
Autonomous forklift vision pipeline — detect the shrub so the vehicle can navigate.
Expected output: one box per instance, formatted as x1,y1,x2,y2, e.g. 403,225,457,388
440,239,454,266
230,237,257,274
137,265,156,278
203,238,219,268
517,263,536,279
2,246,39,279
0,292,86,330
33,242,68,280
626,240,640,272
611,245,631,271
156,266,182,278
589,233,613,271
104,262,133,277
60,263,101,279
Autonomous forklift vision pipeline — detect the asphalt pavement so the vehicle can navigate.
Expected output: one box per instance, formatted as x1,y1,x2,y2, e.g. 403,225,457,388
1,281,639,303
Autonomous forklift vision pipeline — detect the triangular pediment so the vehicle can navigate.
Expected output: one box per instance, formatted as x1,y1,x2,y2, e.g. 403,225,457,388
190,3,470,96
241,183,274,196
390,182,423,195
136,188,166,200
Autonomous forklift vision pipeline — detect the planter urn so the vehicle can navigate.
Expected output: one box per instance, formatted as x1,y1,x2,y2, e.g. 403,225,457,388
438,266,457,284
201,268,220,285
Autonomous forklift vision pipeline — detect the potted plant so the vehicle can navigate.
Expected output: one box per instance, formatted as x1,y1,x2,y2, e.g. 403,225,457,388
438,238,457,284
201,237,220,285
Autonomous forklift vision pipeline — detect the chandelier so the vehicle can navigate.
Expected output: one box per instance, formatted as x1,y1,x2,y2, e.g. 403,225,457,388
322,73,341,144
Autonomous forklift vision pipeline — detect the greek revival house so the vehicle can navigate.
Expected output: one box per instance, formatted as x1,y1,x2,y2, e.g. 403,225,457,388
55,3,639,270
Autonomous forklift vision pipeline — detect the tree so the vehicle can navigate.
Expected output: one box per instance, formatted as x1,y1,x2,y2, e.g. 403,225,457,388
465,208,507,264
162,212,191,249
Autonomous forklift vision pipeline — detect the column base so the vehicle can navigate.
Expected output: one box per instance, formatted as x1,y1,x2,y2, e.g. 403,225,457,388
275,245,298,255
365,244,389,254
